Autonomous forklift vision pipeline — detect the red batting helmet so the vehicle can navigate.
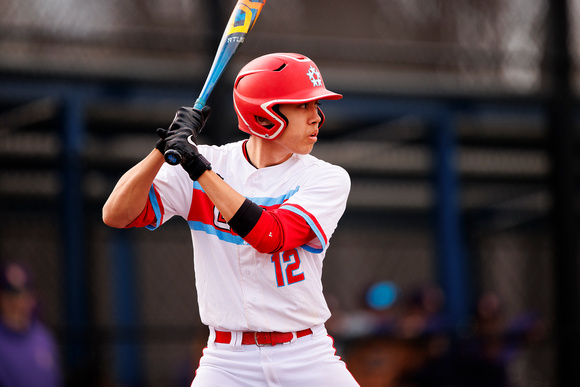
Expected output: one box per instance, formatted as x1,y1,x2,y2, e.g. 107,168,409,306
233,53,342,140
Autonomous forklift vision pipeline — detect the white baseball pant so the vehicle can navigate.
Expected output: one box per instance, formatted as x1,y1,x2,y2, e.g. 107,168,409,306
191,325,359,387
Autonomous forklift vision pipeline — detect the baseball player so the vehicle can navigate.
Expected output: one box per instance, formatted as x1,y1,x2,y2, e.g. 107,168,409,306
103,53,359,386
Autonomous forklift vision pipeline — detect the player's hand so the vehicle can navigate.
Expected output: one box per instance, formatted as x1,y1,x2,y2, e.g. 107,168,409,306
167,105,211,145
161,106,213,180
155,127,169,154
179,138,212,181
156,106,211,155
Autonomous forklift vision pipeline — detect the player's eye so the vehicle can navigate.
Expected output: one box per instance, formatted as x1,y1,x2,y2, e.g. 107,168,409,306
299,101,320,109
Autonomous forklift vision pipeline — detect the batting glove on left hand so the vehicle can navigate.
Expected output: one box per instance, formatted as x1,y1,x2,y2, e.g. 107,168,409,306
157,106,211,155
164,106,212,180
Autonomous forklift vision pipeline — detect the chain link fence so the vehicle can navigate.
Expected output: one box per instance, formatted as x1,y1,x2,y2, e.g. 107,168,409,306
1,0,576,386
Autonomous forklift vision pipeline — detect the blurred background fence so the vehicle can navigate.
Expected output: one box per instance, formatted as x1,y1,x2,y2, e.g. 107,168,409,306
0,0,578,386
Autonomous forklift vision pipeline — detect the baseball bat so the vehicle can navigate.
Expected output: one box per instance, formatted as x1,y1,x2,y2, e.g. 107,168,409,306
164,0,267,165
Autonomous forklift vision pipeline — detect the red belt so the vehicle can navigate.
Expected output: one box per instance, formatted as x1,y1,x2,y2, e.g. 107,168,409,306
214,328,312,346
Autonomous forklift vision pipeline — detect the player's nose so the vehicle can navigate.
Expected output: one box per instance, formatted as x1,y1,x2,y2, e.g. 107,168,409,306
309,105,321,125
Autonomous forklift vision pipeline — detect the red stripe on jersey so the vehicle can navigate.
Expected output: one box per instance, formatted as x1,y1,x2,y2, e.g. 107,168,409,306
187,187,240,236
187,188,215,224
127,183,321,254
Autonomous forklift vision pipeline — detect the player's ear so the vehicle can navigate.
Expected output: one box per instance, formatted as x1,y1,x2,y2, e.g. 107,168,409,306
255,116,274,129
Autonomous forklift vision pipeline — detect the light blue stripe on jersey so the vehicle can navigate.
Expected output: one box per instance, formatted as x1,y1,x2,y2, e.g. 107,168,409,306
146,186,162,230
191,181,300,206
248,186,301,207
186,184,326,252
184,186,302,247
188,217,324,253
188,221,245,245
283,205,325,253
151,182,322,253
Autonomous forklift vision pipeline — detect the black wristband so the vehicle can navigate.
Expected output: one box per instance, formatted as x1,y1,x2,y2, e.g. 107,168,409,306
228,198,264,238
182,153,212,181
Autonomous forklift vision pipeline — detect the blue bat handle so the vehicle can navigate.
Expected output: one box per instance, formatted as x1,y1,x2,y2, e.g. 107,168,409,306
193,99,205,111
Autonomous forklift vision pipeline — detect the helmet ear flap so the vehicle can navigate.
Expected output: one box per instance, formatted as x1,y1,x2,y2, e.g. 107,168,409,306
255,115,274,129
271,104,288,136
317,106,325,128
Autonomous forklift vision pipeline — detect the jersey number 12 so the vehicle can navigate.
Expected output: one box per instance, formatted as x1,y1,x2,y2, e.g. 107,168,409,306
271,248,305,287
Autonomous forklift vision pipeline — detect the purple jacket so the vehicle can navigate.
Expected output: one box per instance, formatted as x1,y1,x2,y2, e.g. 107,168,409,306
0,319,62,387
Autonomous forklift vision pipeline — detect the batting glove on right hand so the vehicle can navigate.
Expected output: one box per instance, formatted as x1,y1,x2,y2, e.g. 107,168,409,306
180,139,212,181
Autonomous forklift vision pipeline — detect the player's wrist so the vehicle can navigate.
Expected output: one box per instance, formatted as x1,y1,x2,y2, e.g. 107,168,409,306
154,139,165,155
182,152,212,181
155,127,169,155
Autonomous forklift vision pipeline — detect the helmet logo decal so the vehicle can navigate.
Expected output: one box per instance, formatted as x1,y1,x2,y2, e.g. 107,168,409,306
306,66,323,87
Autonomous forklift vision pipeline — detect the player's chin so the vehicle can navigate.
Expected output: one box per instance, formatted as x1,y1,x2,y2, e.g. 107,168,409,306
296,142,315,155
306,136,317,146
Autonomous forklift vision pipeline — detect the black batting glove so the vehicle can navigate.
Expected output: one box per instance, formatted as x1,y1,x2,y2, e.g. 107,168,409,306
155,127,169,154
164,106,212,180
166,106,211,145
155,106,211,155
180,141,212,181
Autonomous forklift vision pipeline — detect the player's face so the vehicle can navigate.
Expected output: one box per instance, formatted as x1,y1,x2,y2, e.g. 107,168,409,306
276,101,322,155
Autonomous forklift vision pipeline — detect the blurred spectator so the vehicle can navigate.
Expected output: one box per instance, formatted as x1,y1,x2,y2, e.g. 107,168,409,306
403,291,545,387
331,283,545,387
326,281,400,340
453,292,545,387
0,261,62,387
393,284,455,387
395,284,449,340
334,282,453,387
326,281,397,387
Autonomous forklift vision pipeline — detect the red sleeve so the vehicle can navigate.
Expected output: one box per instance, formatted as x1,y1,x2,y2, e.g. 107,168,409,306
125,202,155,228
243,208,316,254
125,188,164,229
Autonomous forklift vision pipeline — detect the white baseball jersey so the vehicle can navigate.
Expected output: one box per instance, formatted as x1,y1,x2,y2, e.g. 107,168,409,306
146,140,350,332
